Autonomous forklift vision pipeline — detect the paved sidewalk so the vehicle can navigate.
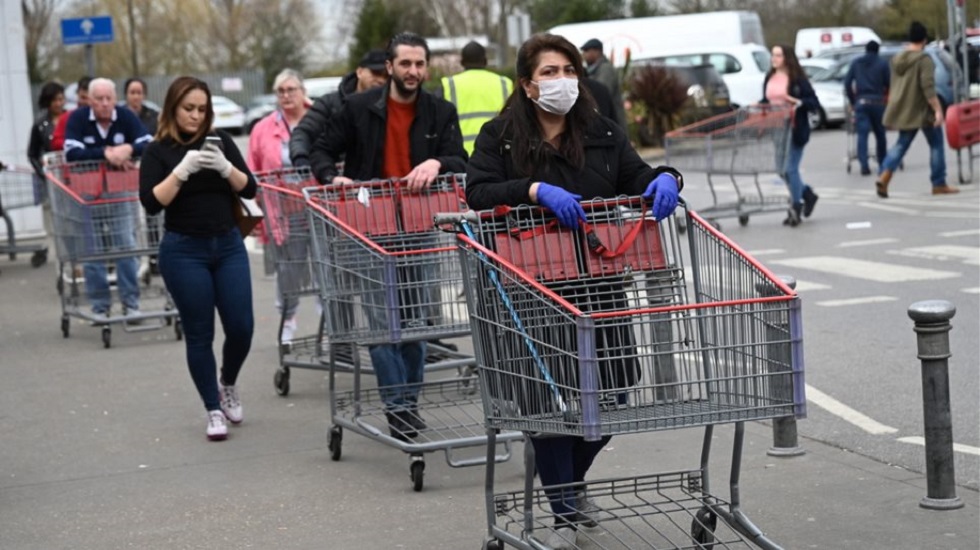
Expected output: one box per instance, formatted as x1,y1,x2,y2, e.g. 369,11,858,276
0,241,977,550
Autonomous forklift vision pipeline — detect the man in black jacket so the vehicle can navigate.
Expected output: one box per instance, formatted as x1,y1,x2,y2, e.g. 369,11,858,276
844,41,890,176
289,49,388,167
310,32,466,439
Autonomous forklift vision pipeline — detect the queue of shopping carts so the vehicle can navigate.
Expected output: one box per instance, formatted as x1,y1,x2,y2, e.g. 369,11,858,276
45,158,180,347
665,104,794,230
256,169,476,397
0,165,49,272
436,197,804,549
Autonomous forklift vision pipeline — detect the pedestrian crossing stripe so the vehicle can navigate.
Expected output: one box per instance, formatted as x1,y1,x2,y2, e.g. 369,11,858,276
888,245,980,266
793,280,831,292
770,256,960,283
815,296,897,307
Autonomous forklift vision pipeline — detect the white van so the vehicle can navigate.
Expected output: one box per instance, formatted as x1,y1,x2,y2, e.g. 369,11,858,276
631,44,771,109
795,27,880,59
549,11,765,68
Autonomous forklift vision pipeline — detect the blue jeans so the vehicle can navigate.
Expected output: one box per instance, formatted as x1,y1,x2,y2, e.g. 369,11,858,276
880,126,947,186
83,201,140,313
854,102,887,171
158,228,254,412
783,142,807,206
532,435,612,523
370,342,426,410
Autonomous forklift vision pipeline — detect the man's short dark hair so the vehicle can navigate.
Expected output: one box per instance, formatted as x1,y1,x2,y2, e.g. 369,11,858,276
77,76,93,92
461,41,487,69
387,32,430,62
865,40,880,53
909,21,928,44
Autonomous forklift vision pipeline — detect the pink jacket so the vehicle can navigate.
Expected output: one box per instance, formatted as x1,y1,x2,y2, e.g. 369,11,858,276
246,110,291,173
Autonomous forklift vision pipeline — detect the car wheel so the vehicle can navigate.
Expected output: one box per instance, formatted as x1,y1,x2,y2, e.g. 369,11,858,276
807,107,826,130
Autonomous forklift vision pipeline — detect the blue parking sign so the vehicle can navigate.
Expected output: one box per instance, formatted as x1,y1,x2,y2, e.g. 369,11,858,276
61,16,114,46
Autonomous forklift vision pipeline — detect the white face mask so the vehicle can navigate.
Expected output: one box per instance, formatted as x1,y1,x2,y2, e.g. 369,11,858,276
531,77,579,115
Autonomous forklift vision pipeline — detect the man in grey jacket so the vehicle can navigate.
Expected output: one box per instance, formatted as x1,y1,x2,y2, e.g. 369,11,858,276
581,38,626,130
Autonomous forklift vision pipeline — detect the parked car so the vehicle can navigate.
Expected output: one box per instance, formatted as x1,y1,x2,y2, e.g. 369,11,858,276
211,95,245,135
304,76,344,101
800,57,837,78
245,94,277,134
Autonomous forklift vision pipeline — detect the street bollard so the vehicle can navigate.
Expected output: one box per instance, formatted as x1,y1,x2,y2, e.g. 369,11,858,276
758,275,805,457
908,300,964,510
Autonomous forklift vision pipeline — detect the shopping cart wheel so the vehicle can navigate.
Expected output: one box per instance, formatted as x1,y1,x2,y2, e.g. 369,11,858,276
274,368,291,397
142,269,152,287
101,327,111,349
174,320,183,341
846,162,852,174
61,316,70,338
410,458,425,492
691,507,717,548
328,426,342,461
31,250,47,268
738,214,750,227
56,274,64,296
482,538,503,550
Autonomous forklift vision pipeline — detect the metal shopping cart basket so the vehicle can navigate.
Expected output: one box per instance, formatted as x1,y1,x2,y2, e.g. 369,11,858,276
441,197,804,549
259,168,481,396
665,105,794,230
0,165,49,271
305,176,522,490
46,158,181,347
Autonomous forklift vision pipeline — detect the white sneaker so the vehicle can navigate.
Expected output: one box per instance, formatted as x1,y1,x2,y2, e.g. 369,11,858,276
280,316,297,345
543,526,577,549
219,383,243,424
125,307,143,326
206,410,228,441
575,491,600,528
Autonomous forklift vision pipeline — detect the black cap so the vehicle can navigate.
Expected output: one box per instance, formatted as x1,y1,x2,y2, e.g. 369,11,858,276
866,40,880,53
581,38,603,51
359,49,387,71
909,21,927,44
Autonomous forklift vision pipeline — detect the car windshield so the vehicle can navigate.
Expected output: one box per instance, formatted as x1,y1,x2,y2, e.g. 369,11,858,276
752,50,771,72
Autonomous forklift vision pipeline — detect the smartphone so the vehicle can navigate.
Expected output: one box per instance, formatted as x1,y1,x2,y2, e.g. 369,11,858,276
204,135,223,151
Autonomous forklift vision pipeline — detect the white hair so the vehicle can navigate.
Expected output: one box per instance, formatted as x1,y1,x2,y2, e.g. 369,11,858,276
272,69,304,92
88,77,116,96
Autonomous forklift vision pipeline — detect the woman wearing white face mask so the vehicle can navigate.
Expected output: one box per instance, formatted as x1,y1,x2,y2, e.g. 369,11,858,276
466,33,684,550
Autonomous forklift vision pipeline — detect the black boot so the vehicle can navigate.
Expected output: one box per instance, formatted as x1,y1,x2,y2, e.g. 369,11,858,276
782,203,802,227
386,411,417,441
802,186,818,218
404,406,427,432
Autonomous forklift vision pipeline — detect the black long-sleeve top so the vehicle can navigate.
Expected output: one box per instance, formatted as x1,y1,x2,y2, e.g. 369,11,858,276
139,130,256,237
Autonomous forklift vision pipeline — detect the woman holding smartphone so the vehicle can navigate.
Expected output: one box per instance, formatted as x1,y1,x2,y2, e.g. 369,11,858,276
139,76,257,441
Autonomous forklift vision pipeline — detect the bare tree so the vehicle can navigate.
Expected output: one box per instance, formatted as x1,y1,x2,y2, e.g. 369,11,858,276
22,0,60,82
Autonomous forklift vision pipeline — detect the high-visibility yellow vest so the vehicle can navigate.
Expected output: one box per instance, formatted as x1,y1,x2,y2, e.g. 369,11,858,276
441,69,513,155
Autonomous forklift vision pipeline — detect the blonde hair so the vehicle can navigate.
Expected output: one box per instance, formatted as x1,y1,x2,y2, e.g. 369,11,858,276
273,69,304,92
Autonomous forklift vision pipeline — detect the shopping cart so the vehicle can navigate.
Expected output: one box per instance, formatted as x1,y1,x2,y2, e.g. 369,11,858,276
0,165,49,270
665,105,793,230
259,168,481,396
46,158,181,347
305,176,522,490
440,197,804,549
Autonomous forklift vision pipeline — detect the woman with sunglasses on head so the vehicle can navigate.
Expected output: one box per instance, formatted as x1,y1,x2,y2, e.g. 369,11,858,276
139,76,256,441
466,33,684,549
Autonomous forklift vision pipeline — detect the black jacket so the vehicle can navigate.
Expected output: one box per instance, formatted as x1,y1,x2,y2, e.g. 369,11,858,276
761,73,820,147
465,115,682,211
289,72,358,167
844,52,890,104
309,85,467,183
27,114,58,176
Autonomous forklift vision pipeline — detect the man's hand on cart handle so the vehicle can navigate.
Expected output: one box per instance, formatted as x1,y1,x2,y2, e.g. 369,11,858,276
105,144,133,167
330,176,355,186
531,182,586,229
404,159,441,193
643,173,680,222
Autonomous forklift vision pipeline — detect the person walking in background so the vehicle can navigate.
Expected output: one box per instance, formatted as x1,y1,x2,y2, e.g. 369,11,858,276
844,41,890,176
27,81,66,179
123,78,160,136
139,77,256,441
762,45,821,227
64,78,152,320
439,41,513,155
247,68,314,349
580,38,626,130
466,33,683,550
876,21,957,198
289,49,389,167
310,32,467,441
51,76,92,151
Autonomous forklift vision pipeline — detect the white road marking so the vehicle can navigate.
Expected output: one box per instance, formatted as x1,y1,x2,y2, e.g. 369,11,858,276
838,238,899,248
857,201,919,215
771,256,960,282
924,211,980,219
746,249,786,257
888,245,980,266
815,296,897,307
963,287,980,294
806,384,898,435
897,436,980,457
940,229,980,238
793,280,831,292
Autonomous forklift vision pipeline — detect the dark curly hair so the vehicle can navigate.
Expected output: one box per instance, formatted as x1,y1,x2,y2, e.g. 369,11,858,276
38,81,65,110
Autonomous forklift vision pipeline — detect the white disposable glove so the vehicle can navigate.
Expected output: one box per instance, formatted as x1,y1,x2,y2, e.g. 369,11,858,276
172,150,208,181
200,143,233,178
